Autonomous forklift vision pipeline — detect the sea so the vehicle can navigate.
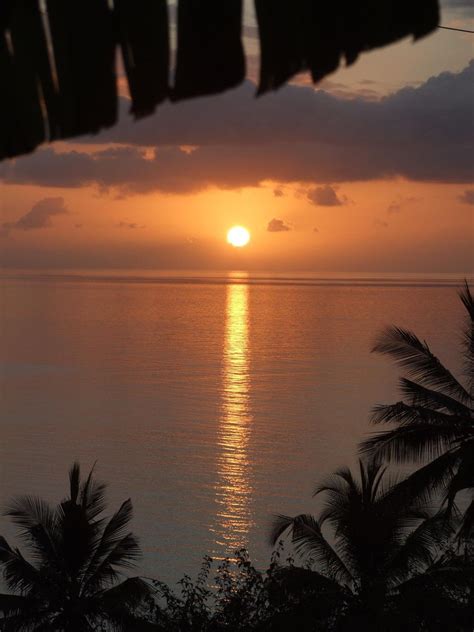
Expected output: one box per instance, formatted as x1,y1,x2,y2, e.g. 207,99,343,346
0,271,470,585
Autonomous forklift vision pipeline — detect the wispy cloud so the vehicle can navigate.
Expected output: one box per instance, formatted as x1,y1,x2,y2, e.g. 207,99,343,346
387,195,420,214
117,221,146,229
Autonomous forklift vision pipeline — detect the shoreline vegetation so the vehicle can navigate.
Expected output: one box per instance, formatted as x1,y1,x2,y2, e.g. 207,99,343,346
0,285,472,631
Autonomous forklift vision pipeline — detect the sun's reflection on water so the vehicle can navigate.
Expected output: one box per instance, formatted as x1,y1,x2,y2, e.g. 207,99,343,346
212,278,253,553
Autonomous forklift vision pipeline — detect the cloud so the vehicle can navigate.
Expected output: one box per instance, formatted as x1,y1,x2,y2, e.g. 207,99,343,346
273,188,284,197
1,197,67,236
306,185,345,207
267,218,291,232
458,189,474,205
1,63,473,194
117,221,146,229
374,218,389,228
313,227,319,233
387,195,420,213
442,0,473,7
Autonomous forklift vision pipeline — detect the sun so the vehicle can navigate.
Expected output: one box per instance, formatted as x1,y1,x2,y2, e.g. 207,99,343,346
227,226,250,248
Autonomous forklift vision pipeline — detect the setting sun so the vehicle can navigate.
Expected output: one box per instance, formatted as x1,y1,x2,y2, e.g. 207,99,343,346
227,226,250,248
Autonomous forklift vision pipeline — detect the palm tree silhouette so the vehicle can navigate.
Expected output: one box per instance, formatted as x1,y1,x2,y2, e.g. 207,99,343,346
270,460,462,630
360,283,473,540
0,463,157,631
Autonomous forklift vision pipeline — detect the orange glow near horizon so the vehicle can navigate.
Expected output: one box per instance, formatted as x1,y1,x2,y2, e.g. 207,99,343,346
1,179,472,273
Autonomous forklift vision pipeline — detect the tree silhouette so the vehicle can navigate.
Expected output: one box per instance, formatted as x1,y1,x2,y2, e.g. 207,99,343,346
270,460,468,630
0,463,158,631
360,283,474,541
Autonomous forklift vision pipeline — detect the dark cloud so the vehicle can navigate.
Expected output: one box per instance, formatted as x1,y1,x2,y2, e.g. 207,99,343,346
273,188,284,197
374,218,389,228
1,63,473,193
267,218,291,232
93,61,473,154
387,195,420,214
1,197,67,236
458,189,474,205
313,227,319,233
306,185,345,207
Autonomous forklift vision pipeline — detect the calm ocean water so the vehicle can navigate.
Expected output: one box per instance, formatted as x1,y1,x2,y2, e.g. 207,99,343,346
0,271,470,585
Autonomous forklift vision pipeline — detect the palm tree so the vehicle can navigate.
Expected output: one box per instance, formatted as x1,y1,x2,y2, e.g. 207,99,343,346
360,282,474,539
270,460,467,631
0,463,159,631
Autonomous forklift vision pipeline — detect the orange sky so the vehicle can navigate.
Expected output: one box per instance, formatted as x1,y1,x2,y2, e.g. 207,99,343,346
0,0,473,273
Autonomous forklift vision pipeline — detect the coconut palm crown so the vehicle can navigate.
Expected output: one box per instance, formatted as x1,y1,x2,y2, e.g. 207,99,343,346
272,460,455,592
270,460,467,629
0,463,156,631
360,282,474,539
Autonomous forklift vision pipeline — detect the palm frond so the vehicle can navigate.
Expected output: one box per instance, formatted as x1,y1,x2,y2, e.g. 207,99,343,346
3,496,56,536
69,462,81,505
270,513,353,586
2,496,60,570
269,514,296,546
373,326,471,404
0,610,53,632
0,537,42,594
317,491,351,532
387,509,457,588
81,499,134,590
80,463,107,521
371,402,472,431
355,459,388,504
380,449,463,509
399,378,472,417
82,533,141,595
314,467,361,533
95,576,152,610
459,281,474,321
445,439,474,504
360,424,466,463
459,281,474,392
314,466,361,498
457,498,474,542
0,593,37,617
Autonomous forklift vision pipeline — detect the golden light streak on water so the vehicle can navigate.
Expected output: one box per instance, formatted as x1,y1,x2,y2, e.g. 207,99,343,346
212,278,253,553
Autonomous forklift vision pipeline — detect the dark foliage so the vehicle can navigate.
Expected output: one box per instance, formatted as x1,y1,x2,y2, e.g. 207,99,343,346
0,463,155,631
269,459,473,631
360,282,474,542
0,462,472,631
